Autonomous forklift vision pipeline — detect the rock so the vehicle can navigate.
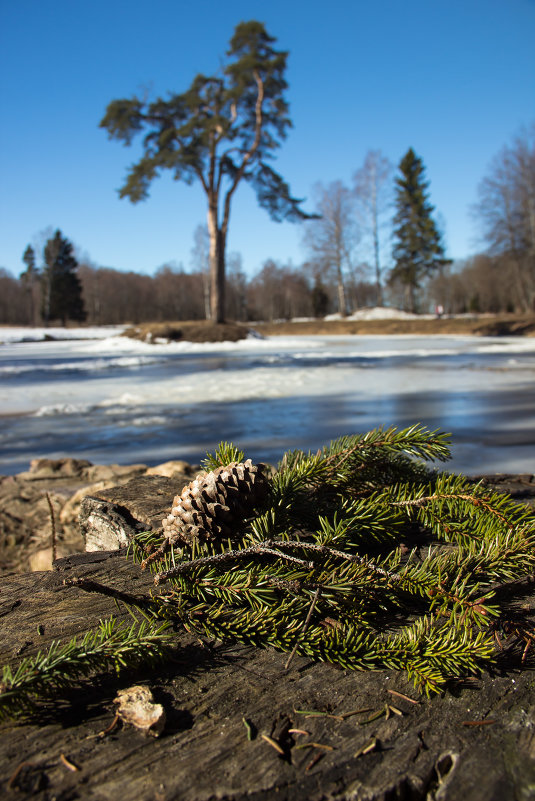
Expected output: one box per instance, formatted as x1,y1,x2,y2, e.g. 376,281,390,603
0,459,196,575
0,480,75,575
28,549,56,573
146,459,196,478
21,457,93,480
83,463,147,483
28,545,71,572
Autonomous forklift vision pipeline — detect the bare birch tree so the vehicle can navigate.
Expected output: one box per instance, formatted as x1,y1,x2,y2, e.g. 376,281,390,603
473,124,535,311
302,181,358,316
190,225,211,320
353,150,393,306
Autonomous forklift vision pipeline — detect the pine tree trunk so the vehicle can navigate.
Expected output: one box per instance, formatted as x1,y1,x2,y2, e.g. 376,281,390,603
207,206,226,324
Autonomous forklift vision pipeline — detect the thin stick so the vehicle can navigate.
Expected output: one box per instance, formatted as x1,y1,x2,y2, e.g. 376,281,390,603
8,761,34,790
284,587,321,670
154,539,399,585
154,541,314,584
46,492,57,563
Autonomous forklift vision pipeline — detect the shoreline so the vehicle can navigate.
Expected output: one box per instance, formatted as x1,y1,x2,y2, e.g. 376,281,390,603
3,313,535,345
254,314,535,338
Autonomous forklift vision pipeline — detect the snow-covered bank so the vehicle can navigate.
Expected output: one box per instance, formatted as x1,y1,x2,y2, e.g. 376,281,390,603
330,307,435,321
0,325,126,344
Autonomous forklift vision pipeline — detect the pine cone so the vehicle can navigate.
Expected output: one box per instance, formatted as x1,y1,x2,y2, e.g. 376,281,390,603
162,459,270,546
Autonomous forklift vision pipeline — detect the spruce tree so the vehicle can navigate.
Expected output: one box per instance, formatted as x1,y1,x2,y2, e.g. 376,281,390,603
390,149,448,312
22,244,36,274
42,230,86,325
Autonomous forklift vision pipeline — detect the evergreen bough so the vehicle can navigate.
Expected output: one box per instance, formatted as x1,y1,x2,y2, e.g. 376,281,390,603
2,425,534,720
0,617,172,721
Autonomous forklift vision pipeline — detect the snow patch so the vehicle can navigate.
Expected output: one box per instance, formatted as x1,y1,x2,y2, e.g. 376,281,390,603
324,307,435,321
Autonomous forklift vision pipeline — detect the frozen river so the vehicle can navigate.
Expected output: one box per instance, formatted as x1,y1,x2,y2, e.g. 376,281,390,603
1,326,534,475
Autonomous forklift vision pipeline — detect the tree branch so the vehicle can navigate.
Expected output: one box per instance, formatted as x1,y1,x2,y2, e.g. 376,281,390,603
221,70,265,234
153,538,400,585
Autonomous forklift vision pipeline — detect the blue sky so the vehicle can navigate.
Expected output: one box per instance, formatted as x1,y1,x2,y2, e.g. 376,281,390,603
1,0,533,279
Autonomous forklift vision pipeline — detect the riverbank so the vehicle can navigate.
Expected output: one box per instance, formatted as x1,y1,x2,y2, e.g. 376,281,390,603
121,313,535,343
254,313,535,338
0,457,198,575
4,313,535,345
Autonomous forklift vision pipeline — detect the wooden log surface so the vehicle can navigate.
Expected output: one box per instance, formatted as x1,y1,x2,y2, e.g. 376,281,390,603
1,473,535,800
79,475,181,551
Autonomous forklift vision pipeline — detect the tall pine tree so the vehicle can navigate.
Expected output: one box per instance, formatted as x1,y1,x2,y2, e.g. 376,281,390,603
42,231,86,326
100,21,314,323
390,149,448,312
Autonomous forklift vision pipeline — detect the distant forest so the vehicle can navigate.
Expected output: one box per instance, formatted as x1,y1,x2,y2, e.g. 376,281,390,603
1,123,533,326
0,247,531,327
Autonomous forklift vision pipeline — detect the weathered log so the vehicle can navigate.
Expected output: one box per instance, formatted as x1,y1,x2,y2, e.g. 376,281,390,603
79,475,188,551
1,475,535,801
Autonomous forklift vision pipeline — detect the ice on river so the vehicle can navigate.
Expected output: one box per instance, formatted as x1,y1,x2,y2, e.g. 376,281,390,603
1,325,534,476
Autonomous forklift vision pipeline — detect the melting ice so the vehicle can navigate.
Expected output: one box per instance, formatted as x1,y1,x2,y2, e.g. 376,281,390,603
1,326,534,476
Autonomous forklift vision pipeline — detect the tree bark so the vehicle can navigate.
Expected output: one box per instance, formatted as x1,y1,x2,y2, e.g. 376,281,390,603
1,472,535,800
372,208,383,306
336,267,347,316
208,206,226,324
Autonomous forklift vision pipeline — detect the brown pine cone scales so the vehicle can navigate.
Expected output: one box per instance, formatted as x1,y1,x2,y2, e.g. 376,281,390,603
161,459,270,546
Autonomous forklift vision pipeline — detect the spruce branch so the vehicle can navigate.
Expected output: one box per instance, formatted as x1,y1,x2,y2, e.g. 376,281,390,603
0,616,173,721
320,424,452,470
391,473,534,541
141,425,534,695
202,441,246,471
